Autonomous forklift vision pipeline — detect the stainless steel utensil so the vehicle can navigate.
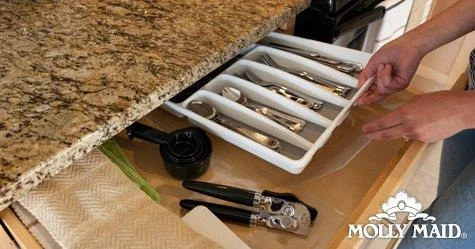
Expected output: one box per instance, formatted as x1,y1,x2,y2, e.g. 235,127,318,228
187,100,281,151
265,43,363,74
220,87,305,132
259,54,351,97
241,71,323,111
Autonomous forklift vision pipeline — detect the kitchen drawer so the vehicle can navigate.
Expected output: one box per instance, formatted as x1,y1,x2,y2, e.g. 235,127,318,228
0,208,43,249
114,74,466,249
119,94,409,249
0,100,438,249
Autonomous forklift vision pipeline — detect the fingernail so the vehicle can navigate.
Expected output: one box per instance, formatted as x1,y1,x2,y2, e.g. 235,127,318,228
362,125,368,133
356,99,367,106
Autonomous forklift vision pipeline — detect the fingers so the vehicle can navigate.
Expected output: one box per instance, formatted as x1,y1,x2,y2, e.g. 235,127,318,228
357,64,390,103
374,64,393,95
357,92,388,105
380,64,401,91
362,111,404,133
382,64,392,88
364,124,407,141
356,84,386,105
358,59,378,88
358,64,401,105
362,110,411,141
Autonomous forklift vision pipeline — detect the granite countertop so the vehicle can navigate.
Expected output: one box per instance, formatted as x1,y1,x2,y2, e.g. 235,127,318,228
0,0,309,210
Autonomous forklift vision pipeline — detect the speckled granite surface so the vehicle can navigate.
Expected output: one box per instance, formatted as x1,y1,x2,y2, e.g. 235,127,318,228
0,0,309,210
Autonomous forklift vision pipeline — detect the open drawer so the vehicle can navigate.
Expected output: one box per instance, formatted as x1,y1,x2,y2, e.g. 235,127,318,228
116,91,415,249
163,32,373,174
118,74,466,249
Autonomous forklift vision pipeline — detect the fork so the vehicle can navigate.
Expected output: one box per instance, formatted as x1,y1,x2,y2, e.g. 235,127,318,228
241,71,323,111
259,54,351,97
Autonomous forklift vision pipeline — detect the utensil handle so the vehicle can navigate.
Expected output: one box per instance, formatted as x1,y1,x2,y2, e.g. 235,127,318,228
318,60,356,74
267,43,361,73
126,122,170,145
183,181,257,206
290,70,343,89
312,55,340,66
254,106,305,132
267,86,323,110
340,60,363,73
218,118,281,151
180,199,254,225
268,44,326,62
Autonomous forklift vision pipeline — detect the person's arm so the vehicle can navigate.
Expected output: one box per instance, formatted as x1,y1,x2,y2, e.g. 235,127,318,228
357,0,475,105
408,0,475,55
359,0,475,142
362,90,475,142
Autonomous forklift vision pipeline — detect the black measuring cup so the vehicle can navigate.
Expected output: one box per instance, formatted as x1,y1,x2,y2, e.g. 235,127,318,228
126,122,212,180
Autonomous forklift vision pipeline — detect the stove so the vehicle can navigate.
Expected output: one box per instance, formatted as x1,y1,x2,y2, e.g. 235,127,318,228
311,0,355,13
294,0,385,50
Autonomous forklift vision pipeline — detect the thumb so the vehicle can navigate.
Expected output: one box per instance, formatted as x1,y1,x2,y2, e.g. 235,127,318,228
358,61,378,89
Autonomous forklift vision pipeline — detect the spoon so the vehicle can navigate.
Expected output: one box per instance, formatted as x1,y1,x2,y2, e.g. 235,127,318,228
221,87,305,132
187,100,281,151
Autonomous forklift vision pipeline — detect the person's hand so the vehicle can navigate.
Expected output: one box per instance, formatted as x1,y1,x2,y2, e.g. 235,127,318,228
362,91,474,143
357,37,425,105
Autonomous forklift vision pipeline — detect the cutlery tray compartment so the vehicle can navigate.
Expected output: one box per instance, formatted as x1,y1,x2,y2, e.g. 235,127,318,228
240,46,359,99
163,32,373,174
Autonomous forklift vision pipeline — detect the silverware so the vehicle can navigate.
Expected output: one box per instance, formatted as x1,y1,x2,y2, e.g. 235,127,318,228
241,71,323,111
259,54,351,97
187,100,281,151
221,87,305,132
265,43,363,74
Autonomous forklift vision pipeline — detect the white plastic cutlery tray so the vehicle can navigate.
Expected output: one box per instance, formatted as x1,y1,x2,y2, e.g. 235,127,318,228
163,32,373,174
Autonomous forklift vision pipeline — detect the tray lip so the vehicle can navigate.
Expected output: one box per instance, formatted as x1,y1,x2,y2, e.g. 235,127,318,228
265,32,373,64
162,33,374,174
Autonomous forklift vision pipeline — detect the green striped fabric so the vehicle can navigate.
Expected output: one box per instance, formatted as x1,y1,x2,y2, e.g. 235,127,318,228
99,139,161,204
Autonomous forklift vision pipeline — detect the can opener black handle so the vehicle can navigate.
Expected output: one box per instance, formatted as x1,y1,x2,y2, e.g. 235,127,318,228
181,181,317,236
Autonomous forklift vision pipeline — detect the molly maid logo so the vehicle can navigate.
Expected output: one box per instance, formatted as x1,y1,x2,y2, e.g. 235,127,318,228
368,190,436,222
348,190,468,239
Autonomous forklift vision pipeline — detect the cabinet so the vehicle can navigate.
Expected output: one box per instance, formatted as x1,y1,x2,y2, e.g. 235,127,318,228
408,0,475,93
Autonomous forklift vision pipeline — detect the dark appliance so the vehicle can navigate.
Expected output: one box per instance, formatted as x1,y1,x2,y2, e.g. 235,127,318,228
294,0,385,50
